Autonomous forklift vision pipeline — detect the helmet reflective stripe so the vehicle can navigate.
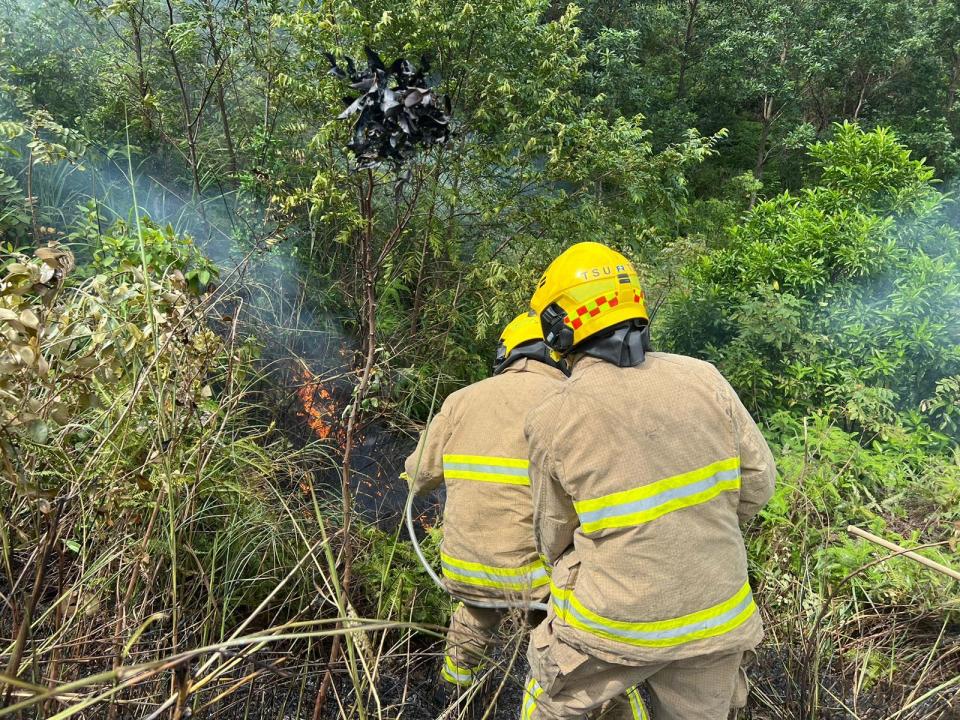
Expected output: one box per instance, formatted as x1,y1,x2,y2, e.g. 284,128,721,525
572,457,742,534
565,290,645,331
551,580,757,647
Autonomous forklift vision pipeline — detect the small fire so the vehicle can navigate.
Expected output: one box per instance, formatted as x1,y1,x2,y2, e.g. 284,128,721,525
296,367,340,441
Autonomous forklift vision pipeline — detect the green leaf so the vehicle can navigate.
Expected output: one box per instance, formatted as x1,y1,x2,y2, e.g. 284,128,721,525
27,419,49,444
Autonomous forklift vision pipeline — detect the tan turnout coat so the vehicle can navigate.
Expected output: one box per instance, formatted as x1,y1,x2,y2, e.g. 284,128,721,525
524,353,776,664
405,358,566,603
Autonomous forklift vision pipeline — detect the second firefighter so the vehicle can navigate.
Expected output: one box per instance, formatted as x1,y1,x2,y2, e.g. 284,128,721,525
404,312,567,690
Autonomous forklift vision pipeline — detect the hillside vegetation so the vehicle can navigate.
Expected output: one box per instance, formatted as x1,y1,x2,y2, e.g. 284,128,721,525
0,1,958,718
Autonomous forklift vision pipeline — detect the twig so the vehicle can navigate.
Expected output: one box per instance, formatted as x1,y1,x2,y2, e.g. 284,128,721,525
3,501,62,701
847,526,960,582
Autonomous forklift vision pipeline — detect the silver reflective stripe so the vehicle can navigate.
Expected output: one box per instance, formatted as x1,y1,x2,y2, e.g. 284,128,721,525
521,678,543,720
445,668,472,683
552,591,755,642
627,687,646,720
442,656,481,687
522,695,536,720
443,462,529,477
577,468,741,525
441,560,549,584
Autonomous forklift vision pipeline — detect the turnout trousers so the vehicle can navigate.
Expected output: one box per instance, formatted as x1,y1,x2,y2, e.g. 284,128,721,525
521,626,748,720
441,603,550,688
442,604,648,720
441,603,507,688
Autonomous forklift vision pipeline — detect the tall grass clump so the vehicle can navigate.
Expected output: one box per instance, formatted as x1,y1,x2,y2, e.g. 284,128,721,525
0,214,415,718
745,414,960,719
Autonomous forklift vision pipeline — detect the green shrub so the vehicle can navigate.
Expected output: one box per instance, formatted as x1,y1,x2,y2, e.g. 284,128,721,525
354,524,450,627
661,124,960,439
753,412,960,610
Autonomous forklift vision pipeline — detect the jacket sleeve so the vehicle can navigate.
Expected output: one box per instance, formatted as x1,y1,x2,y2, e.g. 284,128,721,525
525,398,579,565
404,399,453,496
724,379,777,523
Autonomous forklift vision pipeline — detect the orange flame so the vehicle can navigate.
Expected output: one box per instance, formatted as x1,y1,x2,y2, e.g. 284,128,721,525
296,368,339,440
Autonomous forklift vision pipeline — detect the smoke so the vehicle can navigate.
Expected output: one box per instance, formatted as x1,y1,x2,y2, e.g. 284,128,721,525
0,0,423,526
13,143,419,524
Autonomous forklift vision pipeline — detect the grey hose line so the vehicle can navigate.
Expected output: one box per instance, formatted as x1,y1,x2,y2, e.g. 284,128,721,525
404,489,549,612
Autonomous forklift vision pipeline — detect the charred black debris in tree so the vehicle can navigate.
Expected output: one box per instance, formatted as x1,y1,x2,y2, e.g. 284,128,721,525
325,47,452,169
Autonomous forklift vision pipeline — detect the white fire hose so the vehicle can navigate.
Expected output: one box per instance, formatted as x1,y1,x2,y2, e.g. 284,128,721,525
403,488,549,612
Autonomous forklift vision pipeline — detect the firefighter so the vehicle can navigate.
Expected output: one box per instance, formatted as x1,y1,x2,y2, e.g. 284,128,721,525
404,311,566,696
519,242,777,720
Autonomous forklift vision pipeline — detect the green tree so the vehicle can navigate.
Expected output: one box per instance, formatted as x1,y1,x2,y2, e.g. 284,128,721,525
270,0,716,415
662,123,960,438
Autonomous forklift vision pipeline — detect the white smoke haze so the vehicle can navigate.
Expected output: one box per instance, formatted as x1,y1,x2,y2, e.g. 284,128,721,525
7,133,418,521
0,0,422,512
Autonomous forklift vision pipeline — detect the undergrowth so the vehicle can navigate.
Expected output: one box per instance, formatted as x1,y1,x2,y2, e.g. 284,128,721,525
0,214,446,718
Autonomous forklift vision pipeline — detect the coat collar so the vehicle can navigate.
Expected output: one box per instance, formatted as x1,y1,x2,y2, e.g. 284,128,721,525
500,357,567,380
568,355,608,376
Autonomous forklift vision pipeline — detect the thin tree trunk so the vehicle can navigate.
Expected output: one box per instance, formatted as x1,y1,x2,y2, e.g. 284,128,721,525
26,142,38,244
410,159,446,334
312,171,377,720
3,504,60,702
676,0,699,100
215,83,237,174
852,72,870,120
749,95,773,208
165,0,202,198
409,230,432,335
238,0,271,156
202,2,238,174
129,4,152,131
947,51,960,131
42,545,66,716
755,105,771,179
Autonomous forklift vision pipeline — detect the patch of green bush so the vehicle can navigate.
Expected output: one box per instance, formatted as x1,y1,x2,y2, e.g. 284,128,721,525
662,124,960,440
354,524,451,627
754,413,960,610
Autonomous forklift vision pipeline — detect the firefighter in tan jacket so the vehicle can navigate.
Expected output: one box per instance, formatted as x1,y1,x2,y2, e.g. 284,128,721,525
405,312,566,691
519,242,777,720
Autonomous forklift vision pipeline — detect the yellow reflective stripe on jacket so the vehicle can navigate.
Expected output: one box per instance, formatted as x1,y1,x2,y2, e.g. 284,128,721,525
442,454,530,485
551,580,756,648
441,655,483,687
573,457,741,533
627,686,648,720
442,553,550,591
520,677,544,720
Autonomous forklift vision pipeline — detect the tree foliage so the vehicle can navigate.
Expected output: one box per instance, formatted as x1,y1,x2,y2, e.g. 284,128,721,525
1,0,959,716
663,124,960,441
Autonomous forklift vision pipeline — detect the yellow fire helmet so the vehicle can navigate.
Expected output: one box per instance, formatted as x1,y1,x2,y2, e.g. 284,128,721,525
493,310,564,375
530,242,648,355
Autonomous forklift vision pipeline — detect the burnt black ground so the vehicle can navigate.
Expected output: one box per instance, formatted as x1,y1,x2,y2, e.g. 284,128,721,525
209,635,531,720
208,638,959,720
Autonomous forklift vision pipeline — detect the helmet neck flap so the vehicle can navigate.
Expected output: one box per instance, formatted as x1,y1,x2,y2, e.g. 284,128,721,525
494,339,568,376
575,320,650,368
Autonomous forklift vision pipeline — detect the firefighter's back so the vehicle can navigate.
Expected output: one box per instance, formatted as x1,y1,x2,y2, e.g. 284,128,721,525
431,358,565,601
531,352,763,662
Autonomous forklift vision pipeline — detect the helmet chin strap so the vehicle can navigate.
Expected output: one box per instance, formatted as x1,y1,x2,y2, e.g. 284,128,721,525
576,321,650,368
